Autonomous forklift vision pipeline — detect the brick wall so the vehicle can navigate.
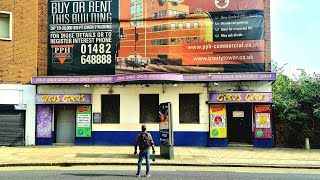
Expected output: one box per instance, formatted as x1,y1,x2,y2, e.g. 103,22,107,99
0,0,38,84
264,0,271,72
37,0,48,76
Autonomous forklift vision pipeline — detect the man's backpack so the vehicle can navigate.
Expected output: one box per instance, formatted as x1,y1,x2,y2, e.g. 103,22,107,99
139,132,151,150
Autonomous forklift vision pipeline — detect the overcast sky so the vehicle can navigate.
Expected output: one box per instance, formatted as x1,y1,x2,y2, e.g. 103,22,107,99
271,0,319,76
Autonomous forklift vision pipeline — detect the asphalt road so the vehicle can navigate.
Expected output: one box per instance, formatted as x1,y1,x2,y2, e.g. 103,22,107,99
1,165,320,180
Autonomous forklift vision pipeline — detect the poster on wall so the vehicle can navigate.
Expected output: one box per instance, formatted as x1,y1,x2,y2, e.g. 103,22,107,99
48,0,266,76
116,0,265,74
254,105,272,139
48,0,120,75
76,105,92,137
210,104,227,138
36,105,53,138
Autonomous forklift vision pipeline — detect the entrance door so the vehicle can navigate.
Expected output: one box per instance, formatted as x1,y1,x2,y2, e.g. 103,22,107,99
227,104,252,144
55,105,75,144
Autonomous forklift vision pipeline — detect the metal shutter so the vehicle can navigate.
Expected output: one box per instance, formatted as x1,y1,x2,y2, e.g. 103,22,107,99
0,111,25,146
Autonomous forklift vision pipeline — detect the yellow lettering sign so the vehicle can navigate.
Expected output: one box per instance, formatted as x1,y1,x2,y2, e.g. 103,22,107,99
216,93,242,102
61,95,85,103
40,95,60,103
245,93,268,102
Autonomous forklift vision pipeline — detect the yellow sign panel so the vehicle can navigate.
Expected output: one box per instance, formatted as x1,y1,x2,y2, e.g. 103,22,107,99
210,104,227,138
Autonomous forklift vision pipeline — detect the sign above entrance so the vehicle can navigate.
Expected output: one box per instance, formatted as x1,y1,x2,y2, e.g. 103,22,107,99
36,94,92,104
31,72,276,84
209,92,273,103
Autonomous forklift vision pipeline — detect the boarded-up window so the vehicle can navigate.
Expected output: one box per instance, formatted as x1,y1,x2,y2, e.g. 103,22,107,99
179,94,199,124
140,94,159,123
101,95,120,123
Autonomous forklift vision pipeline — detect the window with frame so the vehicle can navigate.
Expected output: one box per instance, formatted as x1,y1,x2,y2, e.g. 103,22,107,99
153,12,159,18
171,23,175,30
161,24,167,30
151,39,168,45
194,22,199,29
0,11,12,40
140,94,159,123
171,38,176,44
136,4,141,13
130,20,135,26
160,39,168,45
178,23,183,29
162,10,167,16
186,22,191,29
101,95,120,123
130,6,136,14
179,94,199,124
186,37,191,43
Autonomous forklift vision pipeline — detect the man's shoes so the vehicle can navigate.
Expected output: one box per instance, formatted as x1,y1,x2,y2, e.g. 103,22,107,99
146,174,151,177
134,173,140,177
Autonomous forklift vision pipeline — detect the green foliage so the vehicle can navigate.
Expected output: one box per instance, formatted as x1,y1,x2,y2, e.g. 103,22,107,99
272,63,320,147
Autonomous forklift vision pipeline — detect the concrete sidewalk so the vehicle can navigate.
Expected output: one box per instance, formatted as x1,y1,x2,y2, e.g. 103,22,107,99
0,146,319,169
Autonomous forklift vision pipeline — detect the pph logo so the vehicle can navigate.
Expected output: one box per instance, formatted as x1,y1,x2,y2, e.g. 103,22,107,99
214,0,230,9
51,45,74,64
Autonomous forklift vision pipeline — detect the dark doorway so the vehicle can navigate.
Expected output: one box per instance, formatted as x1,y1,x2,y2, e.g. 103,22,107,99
227,103,252,144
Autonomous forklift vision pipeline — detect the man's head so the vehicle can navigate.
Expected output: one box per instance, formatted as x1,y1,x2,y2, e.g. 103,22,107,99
141,124,147,132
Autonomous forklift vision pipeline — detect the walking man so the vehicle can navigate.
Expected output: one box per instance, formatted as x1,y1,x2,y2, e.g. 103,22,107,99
134,124,155,177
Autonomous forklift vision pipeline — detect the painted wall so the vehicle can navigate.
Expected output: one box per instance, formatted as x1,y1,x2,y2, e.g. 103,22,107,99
91,83,209,133
0,84,36,145
37,81,272,146
38,83,210,133
208,81,272,92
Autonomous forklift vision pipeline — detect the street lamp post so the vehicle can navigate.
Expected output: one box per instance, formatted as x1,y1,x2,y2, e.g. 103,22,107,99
134,26,137,60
